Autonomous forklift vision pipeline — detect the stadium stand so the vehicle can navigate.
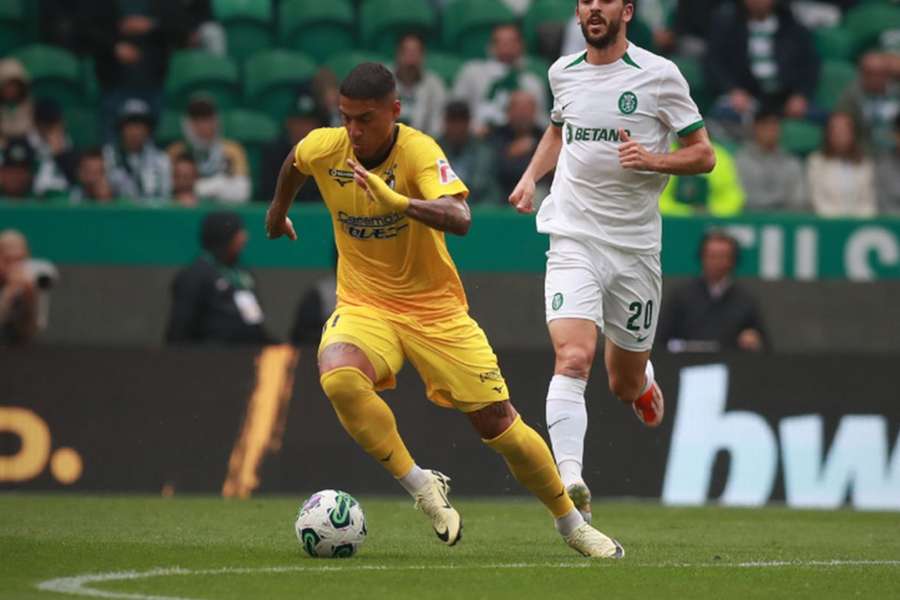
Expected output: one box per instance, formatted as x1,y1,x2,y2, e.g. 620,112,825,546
243,49,318,124
164,50,241,110
360,0,437,58
278,0,356,63
213,0,275,63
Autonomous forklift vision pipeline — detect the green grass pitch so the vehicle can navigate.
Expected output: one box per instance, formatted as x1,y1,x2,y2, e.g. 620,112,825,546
2,494,899,599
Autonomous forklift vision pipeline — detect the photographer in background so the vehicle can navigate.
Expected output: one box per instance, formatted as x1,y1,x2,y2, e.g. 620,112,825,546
0,229,38,345
165,211,273,345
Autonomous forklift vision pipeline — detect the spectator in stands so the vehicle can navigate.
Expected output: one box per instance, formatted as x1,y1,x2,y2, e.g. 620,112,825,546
835,52,900,155
488,90,544,199
167,96,251,204
41,1,192,140
658,230,768,353
171,153,199,207
180,0,226,56
659,142,745,216
69,148,114,204
165,211,273,345
313,69,342,128
807,112,877,218
437,101,500,204
706,0,820,131
453,23,548,133
735,108,808,212
876,114,900,215
29,99,77,199
0,59,33,145
103,98,171,203
392,33,447,137
0,229,38,345
652,0,731,57
260,92,324,203
0,138,36,199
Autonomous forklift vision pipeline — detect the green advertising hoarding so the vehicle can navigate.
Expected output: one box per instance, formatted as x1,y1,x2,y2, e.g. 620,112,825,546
2,202,899,280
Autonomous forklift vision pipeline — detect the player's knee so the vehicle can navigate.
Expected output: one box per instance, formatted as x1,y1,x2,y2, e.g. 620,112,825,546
608,371,642,404
320,367,373,407
554,343,594,378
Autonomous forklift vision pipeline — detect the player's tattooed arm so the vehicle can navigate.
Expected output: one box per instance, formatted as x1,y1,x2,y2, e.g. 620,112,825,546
265,148,306,240
347,159,471,236
618,128,716,175
405,194,472,236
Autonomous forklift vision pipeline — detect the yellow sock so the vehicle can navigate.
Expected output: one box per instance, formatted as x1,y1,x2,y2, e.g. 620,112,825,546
320,367,415,478
484,415,575,518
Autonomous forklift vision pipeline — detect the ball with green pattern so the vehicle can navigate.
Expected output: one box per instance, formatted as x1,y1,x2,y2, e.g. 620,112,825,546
294,490,367,558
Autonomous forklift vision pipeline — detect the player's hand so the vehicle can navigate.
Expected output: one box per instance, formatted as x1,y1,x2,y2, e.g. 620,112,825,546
265,209,297,241
508,176,536,214
618,130,658,171
347,159,410,212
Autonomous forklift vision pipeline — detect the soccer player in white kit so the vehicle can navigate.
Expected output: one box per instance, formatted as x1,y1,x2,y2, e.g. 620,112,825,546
509,0,716,523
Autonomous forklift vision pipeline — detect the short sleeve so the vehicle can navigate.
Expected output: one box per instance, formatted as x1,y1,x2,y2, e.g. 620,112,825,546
412,136,469,201
293,132,317,175
549,67,563,127
657,62,704,137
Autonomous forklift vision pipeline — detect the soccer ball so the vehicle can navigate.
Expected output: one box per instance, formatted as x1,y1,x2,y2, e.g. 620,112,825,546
294,490,367,558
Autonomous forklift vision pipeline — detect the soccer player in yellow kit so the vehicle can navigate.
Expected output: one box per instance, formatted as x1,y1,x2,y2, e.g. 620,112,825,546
265,63,622,558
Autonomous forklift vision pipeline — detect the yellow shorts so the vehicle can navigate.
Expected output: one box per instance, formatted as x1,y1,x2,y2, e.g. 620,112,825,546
318,305,510,413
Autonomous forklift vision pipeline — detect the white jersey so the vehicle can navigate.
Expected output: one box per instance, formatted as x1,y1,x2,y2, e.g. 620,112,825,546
537,43,704,254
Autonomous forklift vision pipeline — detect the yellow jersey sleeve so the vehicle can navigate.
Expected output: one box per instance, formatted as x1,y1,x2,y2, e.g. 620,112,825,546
408,135,469,201
293,128,339,175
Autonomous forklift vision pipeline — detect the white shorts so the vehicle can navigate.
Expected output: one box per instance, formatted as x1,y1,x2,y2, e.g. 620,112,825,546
544,235,662,352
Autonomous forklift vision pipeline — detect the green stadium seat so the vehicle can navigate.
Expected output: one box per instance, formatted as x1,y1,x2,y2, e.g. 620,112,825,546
523,0,573,54
279,0,355,63
360,0,437,57
11,44,84,107
64,108,100,149
843,4,900,53
781,119,823,156
325,51,387,81
815,59,857,112
243,49,317,123
442,0,516,59
155,110,182,147
427,51,465,87
222,109,279,199
213,0,274,63
814,26,856,62
0,0,28,55
164,51,241,110
672,55,709,111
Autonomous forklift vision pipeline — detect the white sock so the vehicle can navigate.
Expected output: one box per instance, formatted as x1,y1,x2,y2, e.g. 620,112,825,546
546,374,588,488
555,507,585,537
639,359,655,397
396,464,430,496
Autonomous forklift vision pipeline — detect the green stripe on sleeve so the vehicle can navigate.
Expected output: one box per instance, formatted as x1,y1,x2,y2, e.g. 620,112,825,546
677,120,705,136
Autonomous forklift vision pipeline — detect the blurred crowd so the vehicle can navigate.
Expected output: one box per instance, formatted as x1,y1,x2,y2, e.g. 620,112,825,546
0,0,897,217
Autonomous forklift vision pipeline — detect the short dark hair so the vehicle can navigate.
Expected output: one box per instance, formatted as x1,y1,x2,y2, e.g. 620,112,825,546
699,230,740,266
445,100,471,121
174,152,196,167
78,147,103,164
396,32,425,50
339,63,396,101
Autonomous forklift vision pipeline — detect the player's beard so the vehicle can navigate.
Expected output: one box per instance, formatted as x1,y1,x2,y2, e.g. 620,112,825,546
580,13,622,50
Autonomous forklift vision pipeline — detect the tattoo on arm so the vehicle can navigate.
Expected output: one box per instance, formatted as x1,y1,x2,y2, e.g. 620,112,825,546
404,194,472,236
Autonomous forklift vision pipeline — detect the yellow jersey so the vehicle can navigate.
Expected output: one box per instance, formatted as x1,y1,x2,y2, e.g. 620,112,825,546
294,124,471,323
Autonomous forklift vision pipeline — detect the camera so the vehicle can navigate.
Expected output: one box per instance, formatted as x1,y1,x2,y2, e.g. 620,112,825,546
23,258,59,290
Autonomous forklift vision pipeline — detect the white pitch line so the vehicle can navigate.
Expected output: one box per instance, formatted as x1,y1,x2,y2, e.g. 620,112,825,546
36,560,900,600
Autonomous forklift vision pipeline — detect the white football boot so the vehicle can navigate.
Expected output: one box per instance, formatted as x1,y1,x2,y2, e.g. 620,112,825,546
413,470,462,546
564,523,625,559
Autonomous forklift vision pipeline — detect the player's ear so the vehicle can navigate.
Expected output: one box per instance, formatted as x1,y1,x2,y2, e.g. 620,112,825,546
390,97,401,120
623,1,634,23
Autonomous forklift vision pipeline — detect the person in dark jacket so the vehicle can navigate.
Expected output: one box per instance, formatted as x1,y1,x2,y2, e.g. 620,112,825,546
706,0,820,126
165,211,273,345
657,231,768,353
